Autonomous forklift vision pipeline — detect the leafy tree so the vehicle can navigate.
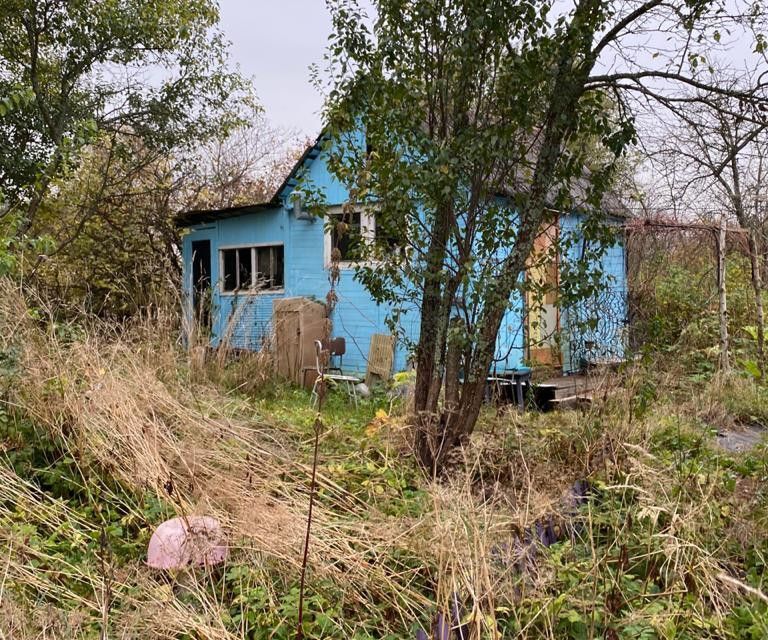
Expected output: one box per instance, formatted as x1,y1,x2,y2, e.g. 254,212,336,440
646,81,768,375
26,117,305,317
318,0,768,470
0,0,255,231
27,133,181,315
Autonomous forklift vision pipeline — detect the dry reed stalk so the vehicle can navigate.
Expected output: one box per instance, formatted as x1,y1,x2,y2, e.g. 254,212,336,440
0,279,756,638
0,280,435,635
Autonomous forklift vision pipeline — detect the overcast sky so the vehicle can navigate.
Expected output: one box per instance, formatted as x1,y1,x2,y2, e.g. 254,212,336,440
218,1,335,136
217,1,762,141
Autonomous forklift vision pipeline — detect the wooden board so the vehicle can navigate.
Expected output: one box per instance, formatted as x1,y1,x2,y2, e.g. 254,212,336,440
365,334,395,386
273,297,327,385
526,218,562,366
274,309,300,381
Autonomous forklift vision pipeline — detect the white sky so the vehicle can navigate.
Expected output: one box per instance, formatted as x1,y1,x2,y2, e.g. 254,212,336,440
218,1,764,155
218,1,335,136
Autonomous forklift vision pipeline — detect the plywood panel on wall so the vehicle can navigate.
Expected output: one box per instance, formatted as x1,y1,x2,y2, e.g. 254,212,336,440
273,297,327,385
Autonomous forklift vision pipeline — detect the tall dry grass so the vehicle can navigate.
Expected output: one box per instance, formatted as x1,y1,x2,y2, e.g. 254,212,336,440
0,278,761,638
0,280,433,637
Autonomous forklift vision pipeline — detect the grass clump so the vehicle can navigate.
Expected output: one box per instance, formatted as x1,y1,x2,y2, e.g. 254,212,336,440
1,279,768,638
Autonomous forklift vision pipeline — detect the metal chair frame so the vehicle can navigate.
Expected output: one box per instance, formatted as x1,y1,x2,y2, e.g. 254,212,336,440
486,369,532,411
310,340,361,408
324,336,346,375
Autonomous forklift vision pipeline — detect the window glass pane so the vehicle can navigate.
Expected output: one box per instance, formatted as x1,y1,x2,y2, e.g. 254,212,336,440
273,246,284,288
222,249,236,292
223,245,283,292
256,247,272,289
237,247,253,289
331,211,362,261
254,245,285,290
375,216,406,255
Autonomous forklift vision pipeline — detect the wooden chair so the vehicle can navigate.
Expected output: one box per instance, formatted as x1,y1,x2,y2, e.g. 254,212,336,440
310,340,362,408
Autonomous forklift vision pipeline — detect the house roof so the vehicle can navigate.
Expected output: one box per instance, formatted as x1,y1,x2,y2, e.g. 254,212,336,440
502,163,632,220
175,132,326,228
174,202,277,226
566,173,632,219
175,129,632,227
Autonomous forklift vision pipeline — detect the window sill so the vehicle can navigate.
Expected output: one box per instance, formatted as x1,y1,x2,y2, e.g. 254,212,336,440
328,260,382,270
220,288,285,297
327,251,409,270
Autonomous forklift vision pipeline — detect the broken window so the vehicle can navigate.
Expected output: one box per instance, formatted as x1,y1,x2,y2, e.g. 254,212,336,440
222,249,238,291
330,211,363,261
374,214,408,257
237,247,252,290
255,245,284,289
326,208,408,264
221,245,284,292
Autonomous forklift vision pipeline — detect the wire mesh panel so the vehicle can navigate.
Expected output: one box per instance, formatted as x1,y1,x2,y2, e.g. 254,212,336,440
563,286,628,373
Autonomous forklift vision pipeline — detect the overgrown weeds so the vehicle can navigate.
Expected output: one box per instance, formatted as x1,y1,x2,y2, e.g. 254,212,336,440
1,279,768,638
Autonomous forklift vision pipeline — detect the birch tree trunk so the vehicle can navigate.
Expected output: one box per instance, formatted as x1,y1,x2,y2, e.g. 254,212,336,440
718,217,730,373
748,228,766,377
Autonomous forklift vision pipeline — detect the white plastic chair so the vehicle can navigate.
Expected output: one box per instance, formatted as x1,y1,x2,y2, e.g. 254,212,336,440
310,339,362,408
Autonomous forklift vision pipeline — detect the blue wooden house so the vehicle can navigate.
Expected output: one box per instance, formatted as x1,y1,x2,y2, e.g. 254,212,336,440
176,133,628,379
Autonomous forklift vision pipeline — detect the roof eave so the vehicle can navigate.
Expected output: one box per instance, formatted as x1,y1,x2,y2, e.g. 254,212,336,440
174,201,278,227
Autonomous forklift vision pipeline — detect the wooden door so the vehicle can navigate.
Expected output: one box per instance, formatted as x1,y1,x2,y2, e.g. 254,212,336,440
275,310,301,382
526,219,561,366
191,240,211,330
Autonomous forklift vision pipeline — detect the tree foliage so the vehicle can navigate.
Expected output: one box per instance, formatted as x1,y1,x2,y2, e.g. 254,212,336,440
643,76,768,373
0,0,255,226
319,0,768,469
27,133,182,315
24,117,305,317
0,0,303,315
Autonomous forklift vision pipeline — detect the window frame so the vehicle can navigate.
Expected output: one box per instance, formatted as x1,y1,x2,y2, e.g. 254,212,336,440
219,243,285,295
323,206,380,269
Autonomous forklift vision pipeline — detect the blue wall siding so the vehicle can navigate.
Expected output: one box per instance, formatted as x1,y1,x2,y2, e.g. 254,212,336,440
285,141,416,374
493,291,526,373
286,248,417,375
180,143,629,379
182,139,417,375
298,131,363,206
217,292,283,349
183,209,288,349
